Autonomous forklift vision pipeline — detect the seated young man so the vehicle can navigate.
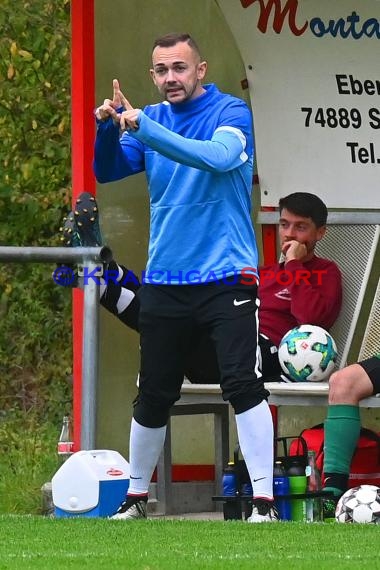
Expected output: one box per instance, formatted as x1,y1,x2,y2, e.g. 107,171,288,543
60,191,342,382
322,353,380,518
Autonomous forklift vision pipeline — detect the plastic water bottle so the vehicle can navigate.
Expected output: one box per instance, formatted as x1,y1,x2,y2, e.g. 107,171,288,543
273,460,291,520
222,462,241,520
287,458,307,521
222,462,237,496
306,450,322,522
57,415,74,463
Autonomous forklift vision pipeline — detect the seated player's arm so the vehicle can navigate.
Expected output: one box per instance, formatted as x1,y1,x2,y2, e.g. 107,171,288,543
286,259,342,329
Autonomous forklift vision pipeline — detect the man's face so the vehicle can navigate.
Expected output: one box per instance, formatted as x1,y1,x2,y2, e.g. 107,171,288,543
150,41,207,104
278,208,326,254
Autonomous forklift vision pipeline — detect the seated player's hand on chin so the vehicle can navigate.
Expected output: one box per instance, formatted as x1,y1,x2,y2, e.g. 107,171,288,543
282,240,308,263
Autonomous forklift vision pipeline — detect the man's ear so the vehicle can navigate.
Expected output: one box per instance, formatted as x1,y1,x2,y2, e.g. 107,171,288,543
197,61,207,80
316,225,327,241
149,69,157,85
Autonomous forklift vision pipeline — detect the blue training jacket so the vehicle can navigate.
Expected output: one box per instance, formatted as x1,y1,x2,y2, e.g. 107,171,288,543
94,84,259,284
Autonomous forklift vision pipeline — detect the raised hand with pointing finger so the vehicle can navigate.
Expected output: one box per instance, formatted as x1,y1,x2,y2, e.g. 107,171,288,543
95,79,138,129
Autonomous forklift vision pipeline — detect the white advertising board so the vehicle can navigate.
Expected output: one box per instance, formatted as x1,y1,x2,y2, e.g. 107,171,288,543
216,0,380,208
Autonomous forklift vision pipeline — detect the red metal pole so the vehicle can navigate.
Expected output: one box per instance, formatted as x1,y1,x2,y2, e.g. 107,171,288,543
70,0,95,450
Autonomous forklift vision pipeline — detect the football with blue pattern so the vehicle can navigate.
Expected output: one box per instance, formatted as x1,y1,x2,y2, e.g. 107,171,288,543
278,324,337,382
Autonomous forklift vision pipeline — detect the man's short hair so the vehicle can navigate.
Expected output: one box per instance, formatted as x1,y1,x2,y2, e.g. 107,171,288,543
153,33,201,58
279,192,328,228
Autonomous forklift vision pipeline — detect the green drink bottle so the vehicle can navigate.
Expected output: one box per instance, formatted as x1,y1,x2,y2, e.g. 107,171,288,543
287,458,307,521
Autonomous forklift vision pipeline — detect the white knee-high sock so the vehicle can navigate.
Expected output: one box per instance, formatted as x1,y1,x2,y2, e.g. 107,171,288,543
128,418,167,496
235,400,274,500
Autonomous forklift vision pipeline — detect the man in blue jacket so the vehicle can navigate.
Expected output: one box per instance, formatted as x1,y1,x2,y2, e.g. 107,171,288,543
93,32,275,522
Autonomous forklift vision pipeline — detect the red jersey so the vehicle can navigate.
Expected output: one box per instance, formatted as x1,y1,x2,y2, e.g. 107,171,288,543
258,256,342,346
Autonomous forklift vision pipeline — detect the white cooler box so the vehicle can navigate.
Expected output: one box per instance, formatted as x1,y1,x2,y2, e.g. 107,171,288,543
52,449,130,518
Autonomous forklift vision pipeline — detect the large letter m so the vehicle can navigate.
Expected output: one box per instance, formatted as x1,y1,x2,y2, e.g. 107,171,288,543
240,0,308,36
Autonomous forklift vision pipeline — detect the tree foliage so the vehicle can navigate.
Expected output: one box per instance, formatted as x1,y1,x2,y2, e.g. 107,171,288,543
0,0,73,423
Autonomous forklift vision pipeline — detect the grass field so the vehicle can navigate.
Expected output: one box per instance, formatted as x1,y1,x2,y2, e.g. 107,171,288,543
1,515,380,569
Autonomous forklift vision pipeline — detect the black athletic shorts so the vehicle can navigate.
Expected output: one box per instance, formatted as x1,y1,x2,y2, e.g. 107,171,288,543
135,277,270,425
359,355,380,394
184,332,281,384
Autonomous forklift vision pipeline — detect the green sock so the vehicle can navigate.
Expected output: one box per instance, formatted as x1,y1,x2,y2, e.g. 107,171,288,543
323,485,345,498
323,404,361,491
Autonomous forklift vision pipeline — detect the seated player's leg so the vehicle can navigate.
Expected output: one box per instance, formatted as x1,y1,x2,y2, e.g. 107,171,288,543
322,356,379,520
55,211,82,286
73,192,103,247
59,211,82,247
100,261,140,332
58,192,141,331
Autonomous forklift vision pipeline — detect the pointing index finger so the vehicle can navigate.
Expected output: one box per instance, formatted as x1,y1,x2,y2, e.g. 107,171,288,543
112,78,121,100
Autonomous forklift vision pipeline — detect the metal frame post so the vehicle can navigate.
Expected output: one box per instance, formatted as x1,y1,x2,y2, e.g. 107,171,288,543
80,258,99,449
0,245,112,450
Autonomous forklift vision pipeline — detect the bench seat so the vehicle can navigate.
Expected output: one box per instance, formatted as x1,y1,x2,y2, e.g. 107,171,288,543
180,381,380,408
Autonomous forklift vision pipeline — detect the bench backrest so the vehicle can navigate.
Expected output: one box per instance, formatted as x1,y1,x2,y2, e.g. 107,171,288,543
358,276,380,361
315,223,380,367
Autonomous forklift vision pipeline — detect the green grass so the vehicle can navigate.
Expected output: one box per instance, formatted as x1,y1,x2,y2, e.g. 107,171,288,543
1,516,380,569
0,415,59,514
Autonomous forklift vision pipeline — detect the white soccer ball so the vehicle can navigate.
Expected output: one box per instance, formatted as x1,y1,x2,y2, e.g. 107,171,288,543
335,485,380,524
278,324,337,382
